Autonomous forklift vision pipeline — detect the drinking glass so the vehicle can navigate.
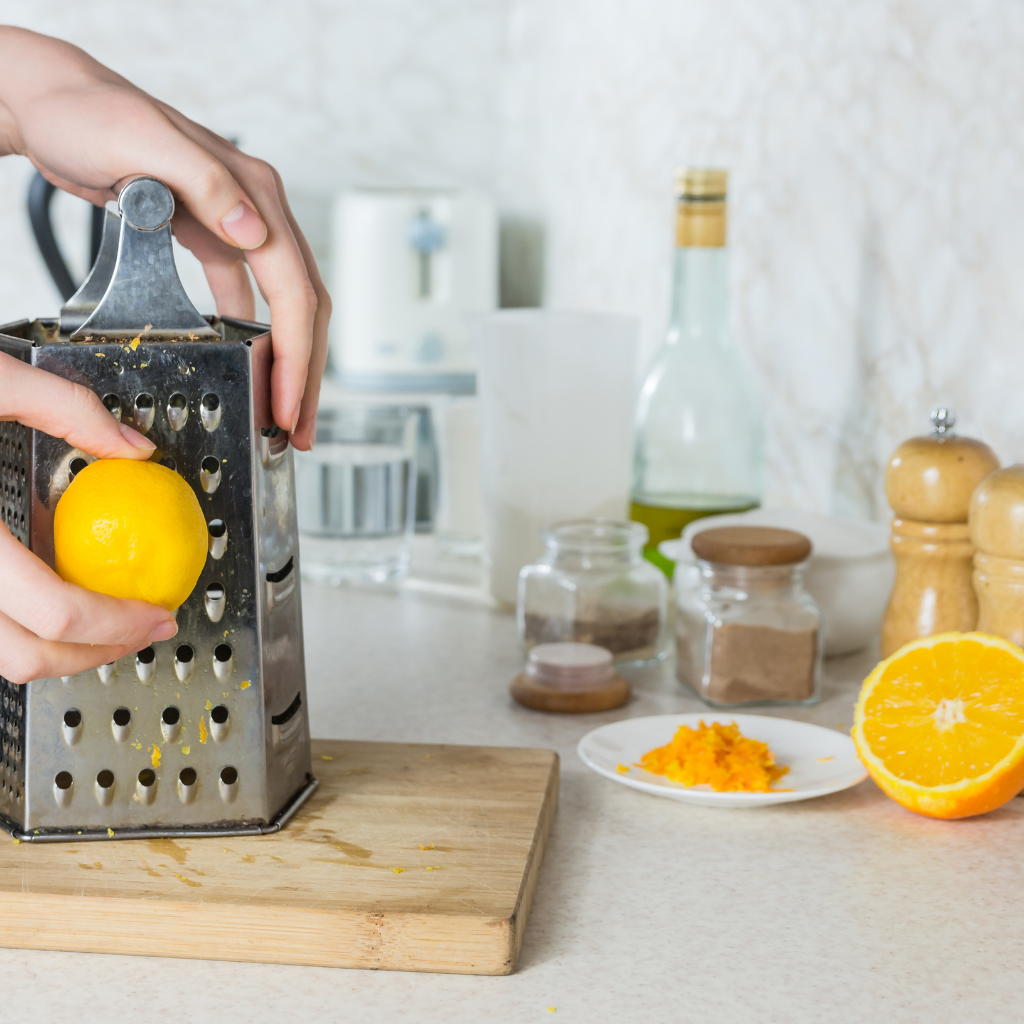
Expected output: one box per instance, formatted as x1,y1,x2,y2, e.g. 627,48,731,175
295,405,417,585
434,393,482,557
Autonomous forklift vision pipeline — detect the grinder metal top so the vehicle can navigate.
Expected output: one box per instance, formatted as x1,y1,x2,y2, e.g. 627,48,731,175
0,177,315,842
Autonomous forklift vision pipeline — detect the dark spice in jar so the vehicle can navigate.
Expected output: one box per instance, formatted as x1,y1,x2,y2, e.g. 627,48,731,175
524,608,661,659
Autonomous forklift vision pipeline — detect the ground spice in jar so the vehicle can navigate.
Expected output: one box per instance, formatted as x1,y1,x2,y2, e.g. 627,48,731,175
524,608,661,660
705,622,817,704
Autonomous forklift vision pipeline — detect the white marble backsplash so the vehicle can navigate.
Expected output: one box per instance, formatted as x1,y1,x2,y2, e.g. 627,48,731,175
499,0,1024,519
2,0,1022,521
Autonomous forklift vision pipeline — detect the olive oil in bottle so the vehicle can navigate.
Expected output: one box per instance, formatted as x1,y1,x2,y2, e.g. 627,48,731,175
631,169,764,575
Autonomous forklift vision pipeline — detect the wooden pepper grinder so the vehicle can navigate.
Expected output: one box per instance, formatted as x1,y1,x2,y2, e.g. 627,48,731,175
970,465,1024,647
880,409,1000,657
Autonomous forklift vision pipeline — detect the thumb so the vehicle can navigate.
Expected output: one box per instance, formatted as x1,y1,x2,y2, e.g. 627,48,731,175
0,353,155,459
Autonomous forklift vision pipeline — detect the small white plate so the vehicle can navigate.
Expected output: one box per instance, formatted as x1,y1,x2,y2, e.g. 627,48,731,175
578,713,867,807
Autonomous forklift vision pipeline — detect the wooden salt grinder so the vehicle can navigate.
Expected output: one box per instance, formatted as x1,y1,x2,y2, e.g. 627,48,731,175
970,466,1024,647
880,409,1000,658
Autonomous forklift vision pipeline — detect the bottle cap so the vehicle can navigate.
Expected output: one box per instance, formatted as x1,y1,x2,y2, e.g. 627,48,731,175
691,526,812,566
675,168,728,199
886,409,999,522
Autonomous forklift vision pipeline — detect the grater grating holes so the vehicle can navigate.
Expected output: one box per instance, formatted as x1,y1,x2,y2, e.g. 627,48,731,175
208,519,227,559
0,420,30,547
199,455,221,494
102,394,122,421
133,393,155,433
173,645,195,682
0,679,26,817
167,393,188,431
200,393,222,431
204,582,226,622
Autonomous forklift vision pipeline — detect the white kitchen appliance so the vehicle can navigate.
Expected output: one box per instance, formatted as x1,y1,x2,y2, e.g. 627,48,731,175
330,188,497,393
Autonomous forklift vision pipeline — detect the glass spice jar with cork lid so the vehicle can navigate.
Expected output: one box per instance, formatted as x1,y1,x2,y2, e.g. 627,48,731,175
518,519,668,666
676,526,823,706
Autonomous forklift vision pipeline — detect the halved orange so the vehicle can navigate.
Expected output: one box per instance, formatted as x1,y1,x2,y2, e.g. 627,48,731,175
853,632,1024,819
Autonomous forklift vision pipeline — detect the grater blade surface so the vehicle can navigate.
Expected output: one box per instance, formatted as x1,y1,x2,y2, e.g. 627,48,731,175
0,178,314,841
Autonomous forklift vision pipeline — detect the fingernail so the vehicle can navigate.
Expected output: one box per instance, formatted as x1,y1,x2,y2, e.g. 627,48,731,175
309,423,316,449
221,201,268,249
119,422,156,451
290,403,301,434
149,620,178,643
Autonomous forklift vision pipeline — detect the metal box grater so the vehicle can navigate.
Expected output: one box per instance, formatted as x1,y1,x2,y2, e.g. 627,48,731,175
0,177,316,841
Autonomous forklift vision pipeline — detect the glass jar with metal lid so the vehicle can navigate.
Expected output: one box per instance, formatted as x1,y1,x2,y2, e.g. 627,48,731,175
518,519,668,666
676,526,823,705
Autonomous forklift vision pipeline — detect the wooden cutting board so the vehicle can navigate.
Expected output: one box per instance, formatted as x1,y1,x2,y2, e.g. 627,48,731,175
0,739,559,975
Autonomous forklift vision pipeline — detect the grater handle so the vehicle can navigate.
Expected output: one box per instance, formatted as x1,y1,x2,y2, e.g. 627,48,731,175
59,206,120,338
70,177,218,342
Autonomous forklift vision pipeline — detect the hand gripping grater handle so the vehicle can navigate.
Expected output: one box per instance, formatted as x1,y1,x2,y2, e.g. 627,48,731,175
70,177,218,342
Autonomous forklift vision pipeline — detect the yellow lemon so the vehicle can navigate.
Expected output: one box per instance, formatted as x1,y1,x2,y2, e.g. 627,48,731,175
54,459,208,610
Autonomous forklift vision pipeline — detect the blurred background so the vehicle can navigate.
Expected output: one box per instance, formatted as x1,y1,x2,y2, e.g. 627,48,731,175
1,0,1023,522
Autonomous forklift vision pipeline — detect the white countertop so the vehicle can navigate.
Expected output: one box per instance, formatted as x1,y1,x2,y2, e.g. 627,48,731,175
3,547,1024,1023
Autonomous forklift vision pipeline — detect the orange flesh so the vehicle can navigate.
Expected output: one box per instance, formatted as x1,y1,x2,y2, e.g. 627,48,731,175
860,639,1024,787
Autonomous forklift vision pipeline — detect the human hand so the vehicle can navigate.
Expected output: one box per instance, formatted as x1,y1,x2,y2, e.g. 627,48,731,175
0,352,178,685
0,27,329,450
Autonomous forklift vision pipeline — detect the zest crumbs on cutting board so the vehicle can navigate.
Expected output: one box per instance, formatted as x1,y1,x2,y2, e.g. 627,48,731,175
639,720,789,793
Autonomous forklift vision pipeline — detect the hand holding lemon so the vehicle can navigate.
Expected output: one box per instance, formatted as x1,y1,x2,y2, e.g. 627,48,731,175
0,353,177,684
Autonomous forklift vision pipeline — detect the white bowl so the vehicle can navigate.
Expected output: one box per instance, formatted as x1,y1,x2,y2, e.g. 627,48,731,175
659,509,893,657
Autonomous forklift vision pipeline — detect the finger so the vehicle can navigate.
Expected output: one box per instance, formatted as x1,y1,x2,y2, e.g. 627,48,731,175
273,176,331,450
126,114,313,431
0,609,138,687
171,206,255,320
215,161,315,433
177,173,314,430
155,122,319,433
0,352,154,458
291,303,328,451
110,101,268,250
0,526,176,646
203,259,257,321
243,243,315,433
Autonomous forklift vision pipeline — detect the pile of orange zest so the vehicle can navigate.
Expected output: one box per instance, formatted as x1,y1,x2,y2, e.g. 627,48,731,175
638,720,789,792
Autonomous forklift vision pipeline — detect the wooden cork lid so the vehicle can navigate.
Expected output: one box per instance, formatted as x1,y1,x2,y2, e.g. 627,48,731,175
970,465,1024,558
691,526,812,566
885,410,999,523
510,643,630,713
